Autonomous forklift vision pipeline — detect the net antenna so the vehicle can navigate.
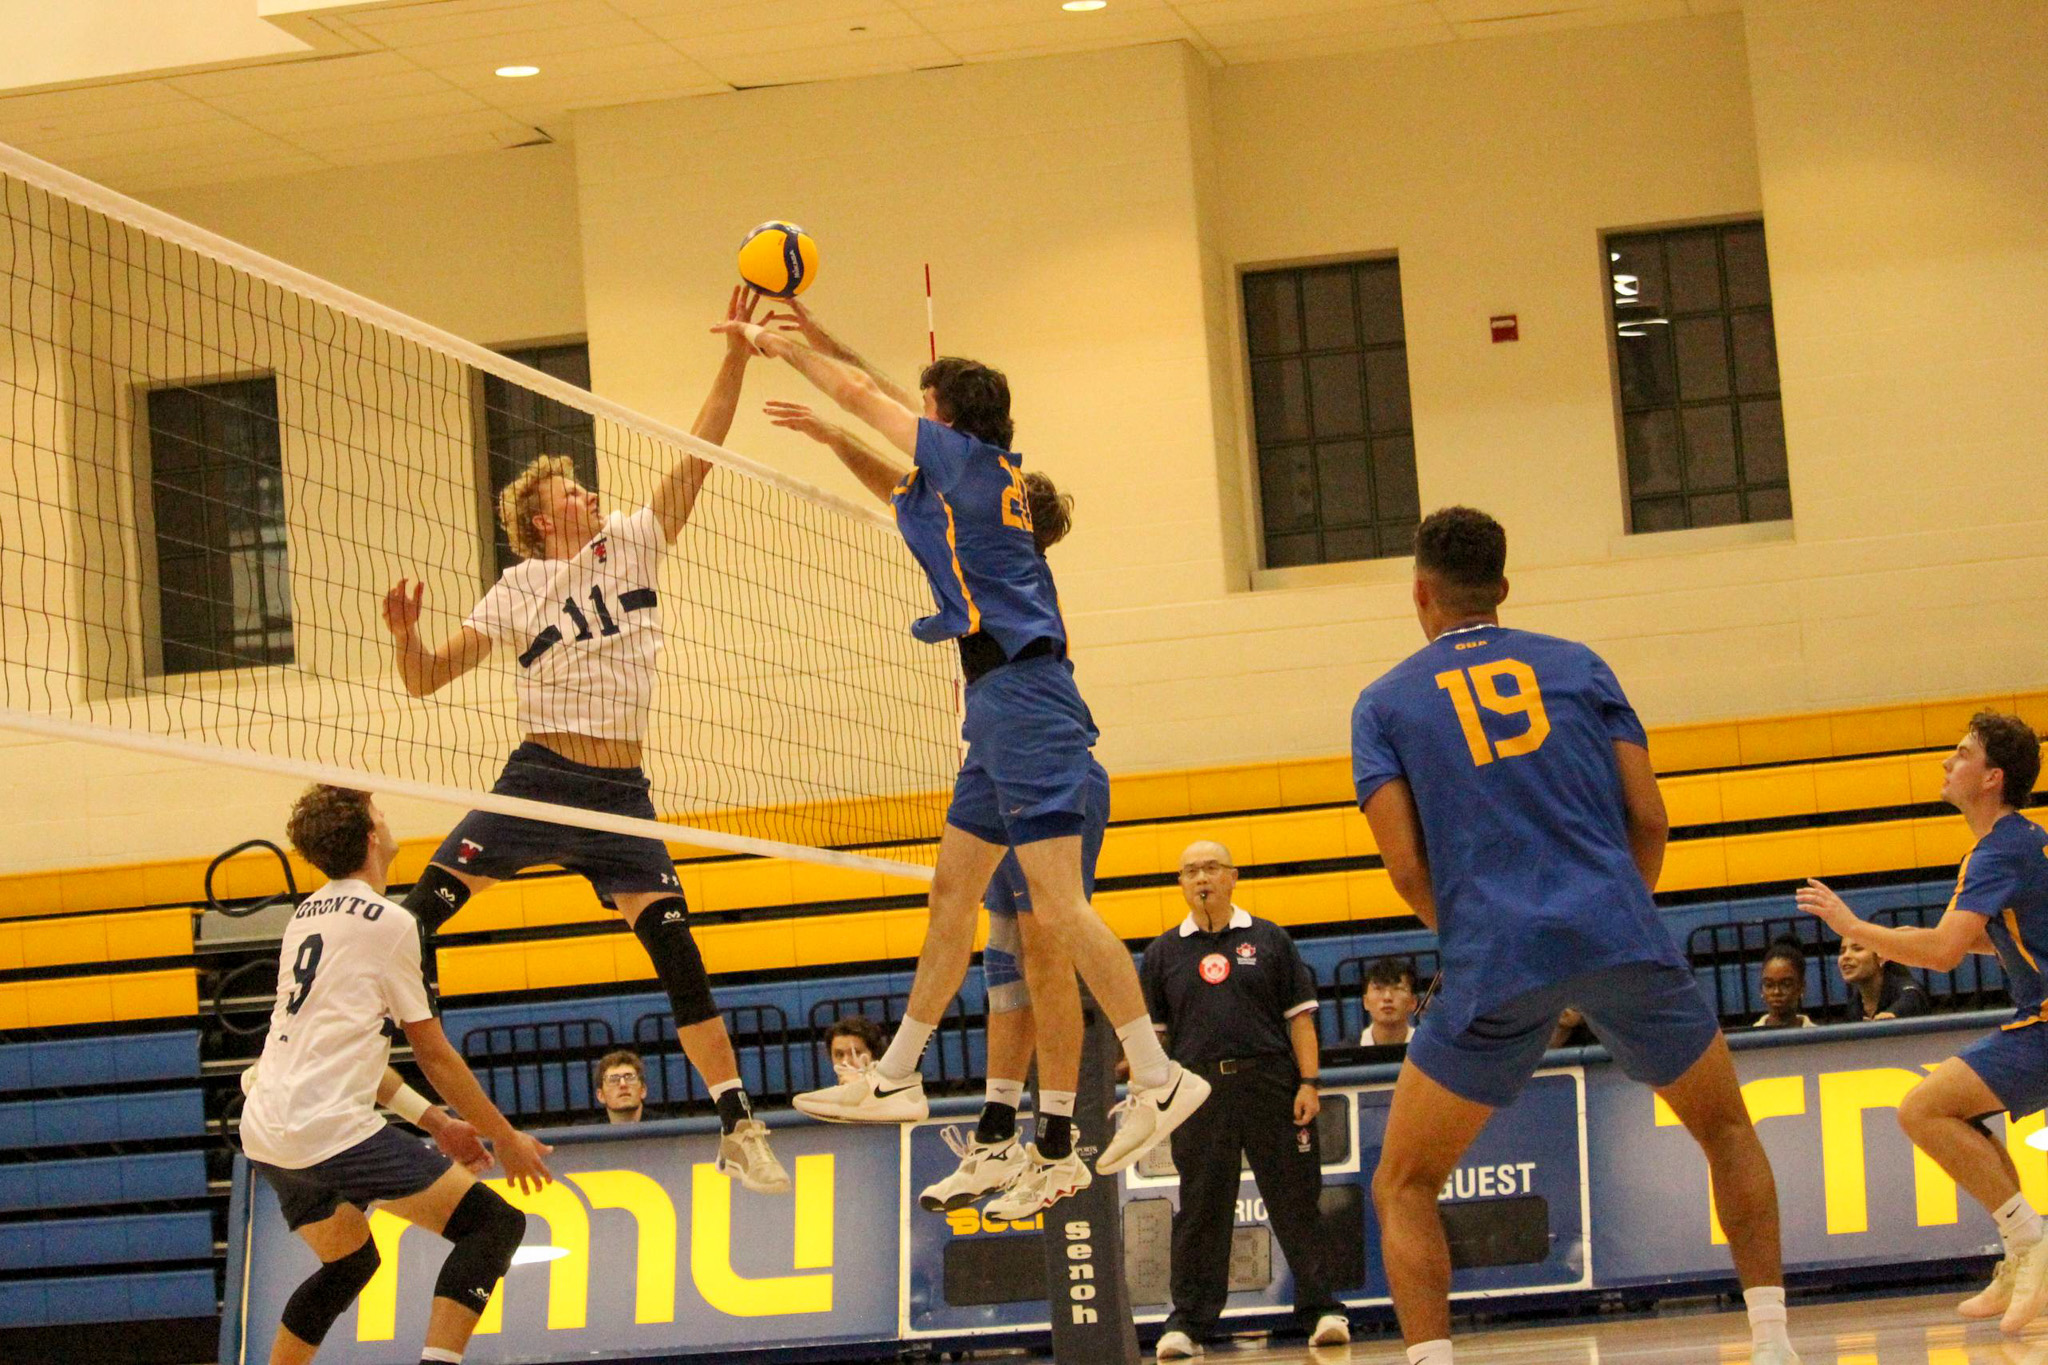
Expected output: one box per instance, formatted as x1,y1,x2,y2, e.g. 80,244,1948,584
0,141,954,879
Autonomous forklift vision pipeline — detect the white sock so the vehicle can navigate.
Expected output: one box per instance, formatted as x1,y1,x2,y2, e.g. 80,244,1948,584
1997,1192,2044,1252
1040,1088,1076,1117
1115,1015,1173,1090
1743,1285,1789,1347
876,1018,936,1083
421,1349,464,1364
986,1077,1025,1109
1405,1340,1452,1365
708,1077,742,1099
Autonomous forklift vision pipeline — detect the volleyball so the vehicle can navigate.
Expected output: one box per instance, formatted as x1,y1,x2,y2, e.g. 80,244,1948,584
737,220,819,298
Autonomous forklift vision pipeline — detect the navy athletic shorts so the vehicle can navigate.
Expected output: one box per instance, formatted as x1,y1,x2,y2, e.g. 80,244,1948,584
431,742,680,905
251,1124,451,1230
1958,1023,2048,1118
948,654,1102,848
1408,959,1721,1109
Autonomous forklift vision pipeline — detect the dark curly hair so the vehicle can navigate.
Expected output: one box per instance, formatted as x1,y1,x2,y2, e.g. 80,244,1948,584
822,1015,886,1058
920,357,1014,450
1364,957,1418,992
1414,506,1508,614
286,784,377,880
1023,470,1072,555
1970,710,2042,806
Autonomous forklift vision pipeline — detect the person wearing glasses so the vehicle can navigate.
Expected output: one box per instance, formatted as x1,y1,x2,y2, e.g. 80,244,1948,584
594,1051,649,1125
1139,841,1348,1359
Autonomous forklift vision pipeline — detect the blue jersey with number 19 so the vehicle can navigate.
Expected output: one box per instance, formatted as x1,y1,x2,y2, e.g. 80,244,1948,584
1350,623,1684,1034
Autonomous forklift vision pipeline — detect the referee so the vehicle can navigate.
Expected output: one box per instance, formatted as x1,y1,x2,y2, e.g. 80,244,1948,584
1140,840,1348,1359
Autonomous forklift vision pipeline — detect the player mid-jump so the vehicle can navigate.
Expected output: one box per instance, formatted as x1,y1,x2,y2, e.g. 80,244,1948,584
381,289,788,1194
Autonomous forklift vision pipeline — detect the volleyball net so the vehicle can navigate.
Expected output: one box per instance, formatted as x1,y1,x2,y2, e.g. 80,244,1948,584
0,142,956,878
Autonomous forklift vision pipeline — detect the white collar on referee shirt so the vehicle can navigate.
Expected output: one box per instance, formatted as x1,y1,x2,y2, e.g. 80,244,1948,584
1178,904,1253,937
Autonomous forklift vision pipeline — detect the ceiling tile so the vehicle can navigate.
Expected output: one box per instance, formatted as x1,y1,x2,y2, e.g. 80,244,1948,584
911,0,1174,31
163,50,419,98
677,12,931,62
238,88,494,136
1197,7,1456,45
397,20,670,73
1445,0,1688,35
434,42,717,86
636,0,890,40
277,106,538,154
186,68,461,118
0,90,227,142
942,11,1196,58
344,0,630,48
702,33,962,86
1177,0,1436,29
312,130,528,166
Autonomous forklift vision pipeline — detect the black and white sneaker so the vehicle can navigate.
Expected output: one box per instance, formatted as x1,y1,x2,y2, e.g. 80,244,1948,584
918,1127,1028,1212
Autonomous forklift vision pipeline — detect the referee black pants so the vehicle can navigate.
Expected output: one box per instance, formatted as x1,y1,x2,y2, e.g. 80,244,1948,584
1164,1055,1339,1341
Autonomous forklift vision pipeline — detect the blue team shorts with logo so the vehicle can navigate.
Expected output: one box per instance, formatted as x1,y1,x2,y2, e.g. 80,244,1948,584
980,761,1110,1011
431,742,680,906
251,1124,451,1230
947,653,1102,848
1958,1023,2048,1118
1408,959,1721,1109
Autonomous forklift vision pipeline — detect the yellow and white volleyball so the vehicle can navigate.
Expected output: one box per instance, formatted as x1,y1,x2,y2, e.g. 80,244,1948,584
737,221,819,298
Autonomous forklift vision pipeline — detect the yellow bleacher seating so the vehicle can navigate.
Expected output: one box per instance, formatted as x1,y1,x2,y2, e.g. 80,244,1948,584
0,968,199,1029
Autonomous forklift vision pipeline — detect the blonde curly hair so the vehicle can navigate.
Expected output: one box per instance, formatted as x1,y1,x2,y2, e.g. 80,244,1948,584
499,455,576,560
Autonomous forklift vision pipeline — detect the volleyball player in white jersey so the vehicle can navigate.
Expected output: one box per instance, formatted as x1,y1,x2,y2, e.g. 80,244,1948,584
380,289,789,1193
242,785,551,1365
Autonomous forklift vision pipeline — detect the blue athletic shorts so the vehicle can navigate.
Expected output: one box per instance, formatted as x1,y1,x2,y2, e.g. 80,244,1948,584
982,761,1109,1011
251,1124,451,1230
1958,1024,2048,1118
432,743,680,906
948,653,1102,848
1408,960,1720,1109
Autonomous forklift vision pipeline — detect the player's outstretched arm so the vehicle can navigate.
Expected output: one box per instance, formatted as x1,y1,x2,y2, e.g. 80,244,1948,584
713,321,919,457
761,298,918,410
764,400,908,504
1363,778,1437,929
655,288,762,542
1794,881,1984,971
383,579,490,697
1613,740,1670,890
402,1016,554,1192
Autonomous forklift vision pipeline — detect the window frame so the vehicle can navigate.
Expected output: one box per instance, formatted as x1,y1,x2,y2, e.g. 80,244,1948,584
474,337,598,582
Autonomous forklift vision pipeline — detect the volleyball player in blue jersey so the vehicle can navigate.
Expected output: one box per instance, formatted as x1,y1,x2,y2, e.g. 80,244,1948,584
1354,507,1795,1365
1798,711,2048,1332
720,307,1205,1178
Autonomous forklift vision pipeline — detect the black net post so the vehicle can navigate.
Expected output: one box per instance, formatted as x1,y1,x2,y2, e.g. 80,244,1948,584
1040,984,1141,1364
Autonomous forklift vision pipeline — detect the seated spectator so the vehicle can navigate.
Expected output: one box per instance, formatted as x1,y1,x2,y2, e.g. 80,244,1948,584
1359,958,1417,1047
1548,1006,1596,1050
595,1050,648,1124
824,1015,886,1080
1837,935,1931,1021
1753,937,1816,1029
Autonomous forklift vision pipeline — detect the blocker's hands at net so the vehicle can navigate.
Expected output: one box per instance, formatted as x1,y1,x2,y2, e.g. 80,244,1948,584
1794,878,1856,933
761,297,837,354
719,285,763,358
764,400,841,445
710,317,792,360
430,1117,492,1173
382,578,426,639
496,1131,555,1194
1293,1083,1321,1126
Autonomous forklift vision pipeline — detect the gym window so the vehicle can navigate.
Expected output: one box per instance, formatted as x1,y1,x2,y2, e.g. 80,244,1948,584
1607,221,1791,533
479,341,598,576
1242,258,1418,568
145,376,295,675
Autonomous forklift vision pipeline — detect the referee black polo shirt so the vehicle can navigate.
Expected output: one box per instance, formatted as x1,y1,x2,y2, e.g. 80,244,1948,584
1139,905,1318,1065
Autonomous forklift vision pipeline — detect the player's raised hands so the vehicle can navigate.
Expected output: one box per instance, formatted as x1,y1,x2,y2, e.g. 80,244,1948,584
764,400,840,445
719,285,763,358
710,316,791,360
382,578,425,639
1794,878,1854,932
497,1130,555,1194
761,296,838,355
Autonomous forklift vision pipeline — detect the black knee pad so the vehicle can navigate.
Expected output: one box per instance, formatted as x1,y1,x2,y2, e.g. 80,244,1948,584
634,896,717,1026
403,865,473,934
435,1184,525,1314
281,1238,380,1346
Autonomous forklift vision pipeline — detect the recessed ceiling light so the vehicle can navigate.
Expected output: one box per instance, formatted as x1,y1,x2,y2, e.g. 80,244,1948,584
495,64,540,78
1062,1,1108,11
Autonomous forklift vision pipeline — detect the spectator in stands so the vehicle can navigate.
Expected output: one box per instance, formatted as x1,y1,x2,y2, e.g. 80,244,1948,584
595,1051,648,1124
1753,938,1816,1029
824,1015,886,1080
1360,958,1418,1047
1837,936,1931,1022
